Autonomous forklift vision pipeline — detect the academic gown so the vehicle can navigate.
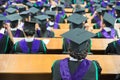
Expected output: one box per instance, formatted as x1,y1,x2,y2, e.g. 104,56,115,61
5,29,24,37
0,33,13,53
106,40,120,54
52,58,102,80
94,28,117,38
11,39,47,54
36,30,54,38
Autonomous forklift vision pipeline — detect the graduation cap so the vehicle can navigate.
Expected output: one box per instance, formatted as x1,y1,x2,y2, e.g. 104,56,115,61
45,10,56,20
0,14,8,27
57,4,64,11
114,6,120,11
5,7,17,14
43,4,50,10
17,6,26,13
34,15,50,23
67,13,87,25
23,21,35,31
107,2,114,7
28,7,39,14
6,13,22,21
96,7,106,13
19,10,30,19
26,2,33,8
60,0,65,4
74,7,85,14
0,14,8,21
103,12,116,26
61,28,95,51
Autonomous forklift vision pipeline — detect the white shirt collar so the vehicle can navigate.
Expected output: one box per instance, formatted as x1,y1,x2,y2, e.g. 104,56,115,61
104,27,111,32
0,28,5,34
25,37,34,42
69,56,83,61
11,28,17,31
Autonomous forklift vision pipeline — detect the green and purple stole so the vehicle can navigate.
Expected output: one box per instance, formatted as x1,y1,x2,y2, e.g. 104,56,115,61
101,28,116,38
19,39,40,53
60,58,91,80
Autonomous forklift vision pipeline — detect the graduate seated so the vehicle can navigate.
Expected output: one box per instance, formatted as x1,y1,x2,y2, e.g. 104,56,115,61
105,39,120,54
5,13,24,37
0,15,13,53
11,21,47,54
52,28,102,80
45,11,60,29
106,18,120,54
95,12,117,38
91,7,106,29
35,15,55,38
55,5,67,23
67,13,87,29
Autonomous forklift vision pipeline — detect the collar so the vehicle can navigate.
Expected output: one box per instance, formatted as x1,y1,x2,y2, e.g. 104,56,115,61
11,28,17,31
25,37,34,42
0,28,5,34
69,56,83,61
104,27,111,32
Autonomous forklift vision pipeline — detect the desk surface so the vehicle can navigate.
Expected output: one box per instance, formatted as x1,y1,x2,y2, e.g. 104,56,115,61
0,54,119,74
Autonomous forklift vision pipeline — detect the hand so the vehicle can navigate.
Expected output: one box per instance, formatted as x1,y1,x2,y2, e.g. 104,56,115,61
4,23,11,30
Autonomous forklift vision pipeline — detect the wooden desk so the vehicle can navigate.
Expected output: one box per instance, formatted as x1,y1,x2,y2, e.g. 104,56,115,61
13,38,116,50
14,38,63,50
59,23,70,29
64,8,73,13
52,29,69,37
0,54,119,74
91,38,115,50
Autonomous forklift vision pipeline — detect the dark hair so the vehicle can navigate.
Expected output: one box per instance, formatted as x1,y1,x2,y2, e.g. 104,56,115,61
69,41,90,60
24,30,35,36
39,21,47,32
10,20,18,28
103,20,112,27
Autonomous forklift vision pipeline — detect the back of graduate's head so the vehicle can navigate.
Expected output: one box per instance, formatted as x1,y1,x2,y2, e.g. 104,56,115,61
38,21,47,32
6,13,22,28
61,28,95,60
23,21,36,37
10,20,18,28
67,13,87,29
103,12,116,27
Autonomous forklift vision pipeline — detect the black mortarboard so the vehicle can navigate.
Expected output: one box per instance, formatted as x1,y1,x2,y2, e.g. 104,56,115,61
23,21,35,31
61,28,95,51
107,2,113,7
17,6,26,13
43,4,50,10
45,10,56,16
103,12,116,26
34,15,50,23
19,10,30,18
74,7,85,14
114,6,120,11
0,14,8,21
60,0,65,4
26,2,33,8
67,13,87,25
96,7,106,13
57,4,64,11
6,13,22,21
45,10,56,20
5,7,17,14
28,7,39,14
